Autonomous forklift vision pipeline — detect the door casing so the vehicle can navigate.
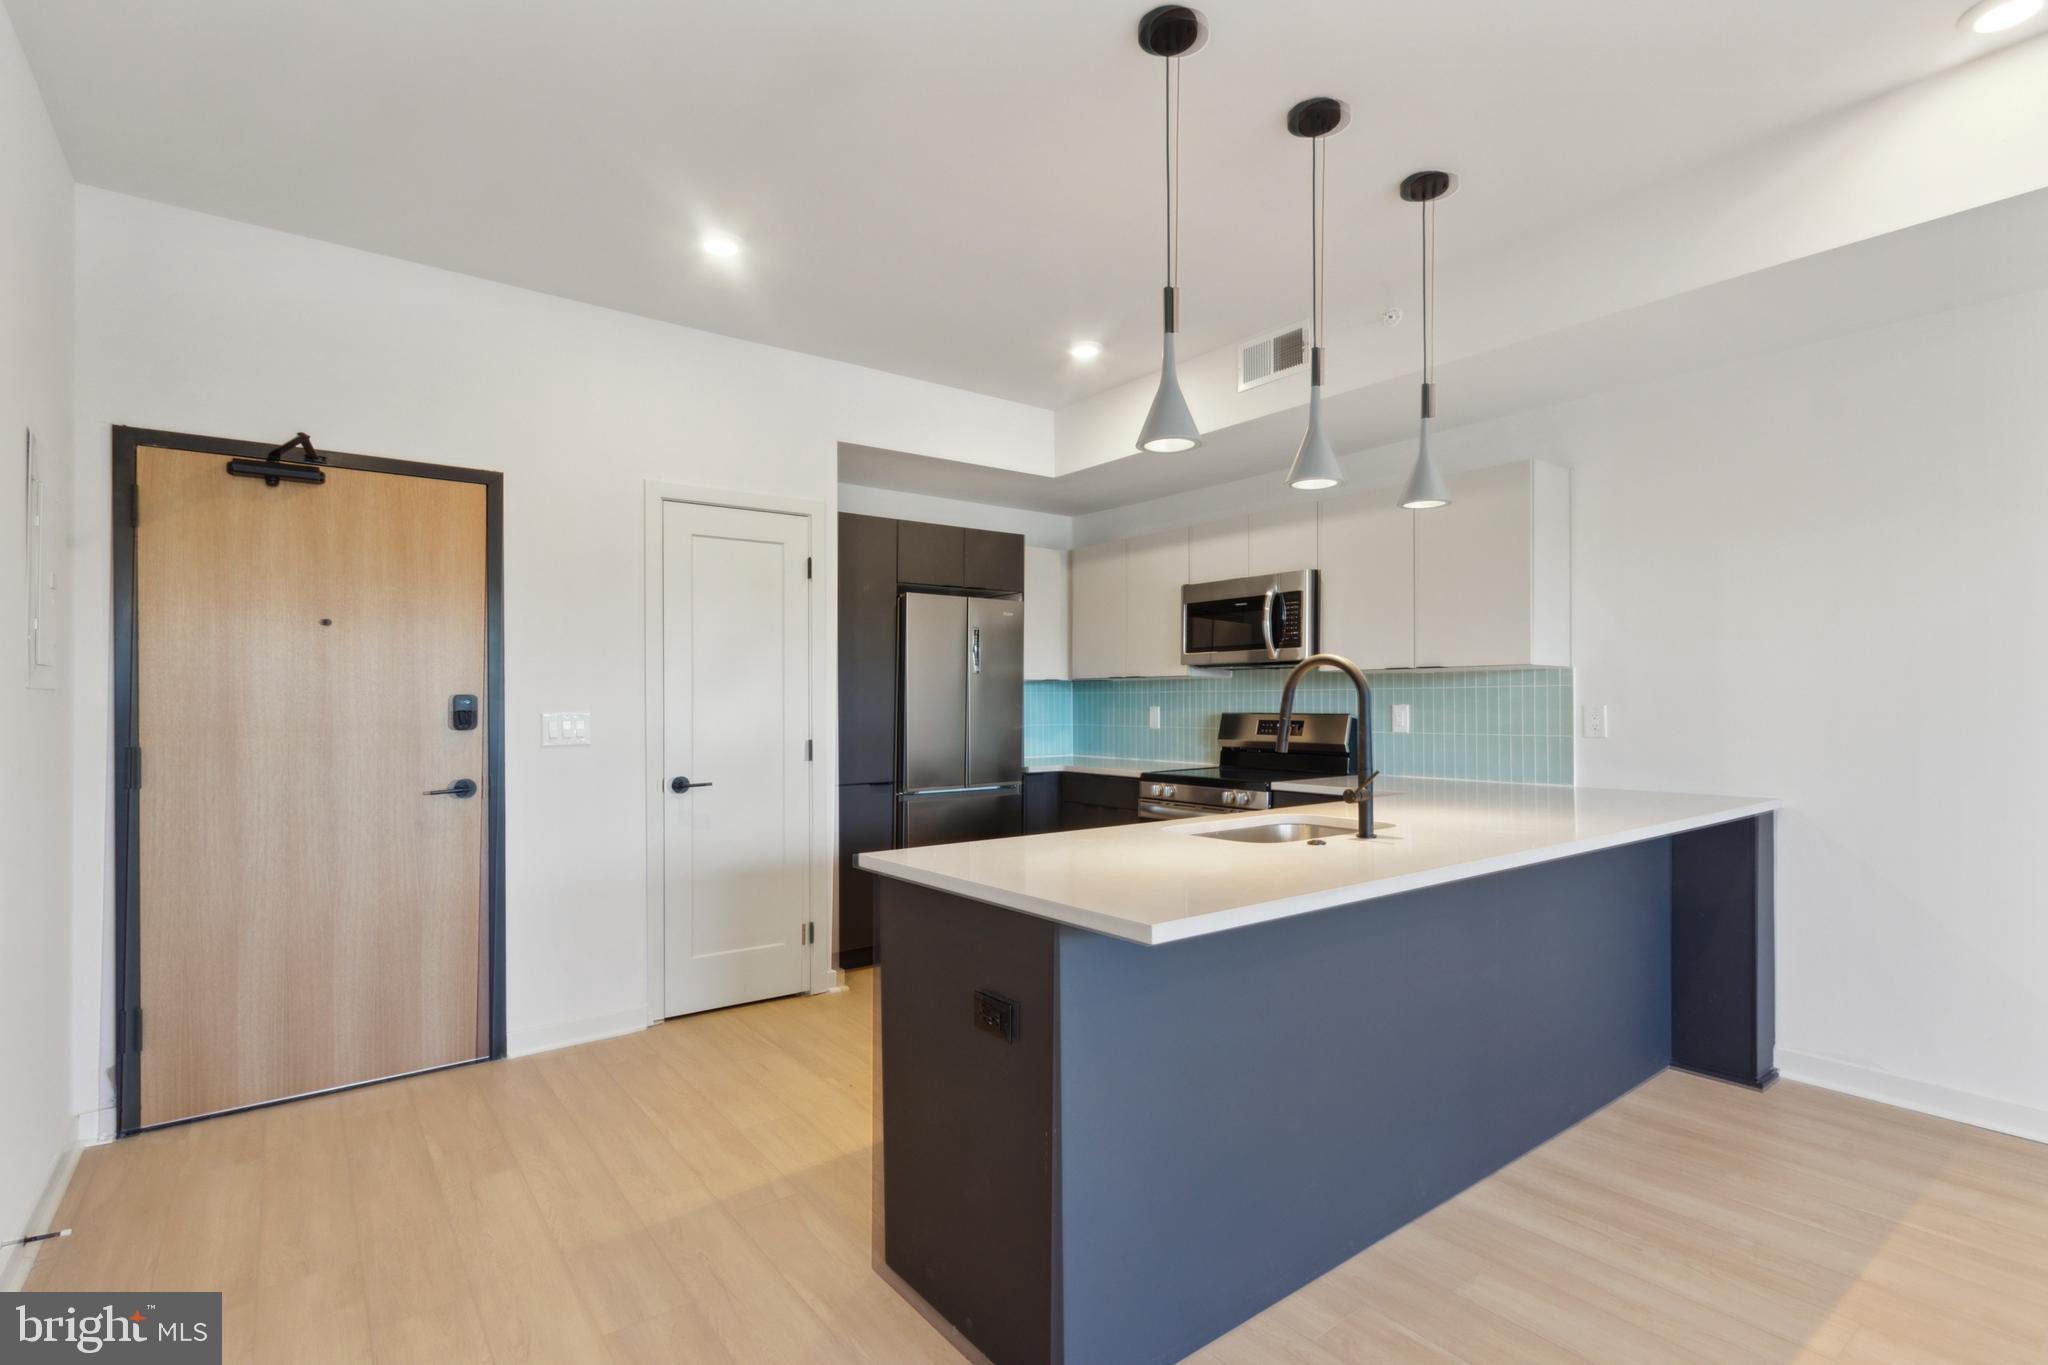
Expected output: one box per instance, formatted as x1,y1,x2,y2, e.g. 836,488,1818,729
110,426,507,1135
642,482,837,1022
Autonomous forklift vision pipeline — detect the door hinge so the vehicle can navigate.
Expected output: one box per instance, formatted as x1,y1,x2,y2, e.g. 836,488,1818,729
128,1007,144,1053
802,921,816,945
805,739,813,761
123,746,142,791
806,556,813,580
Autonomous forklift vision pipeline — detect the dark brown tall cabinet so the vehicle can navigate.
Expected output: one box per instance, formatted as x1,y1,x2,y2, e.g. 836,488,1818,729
837,513,898,968
836,513,1025,968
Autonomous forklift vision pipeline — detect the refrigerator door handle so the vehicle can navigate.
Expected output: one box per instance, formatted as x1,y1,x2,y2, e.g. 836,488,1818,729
969,626,982,675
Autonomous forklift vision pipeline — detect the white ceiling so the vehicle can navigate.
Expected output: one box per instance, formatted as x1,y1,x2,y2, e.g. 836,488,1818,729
9,0,2032,408
840,186,2048,514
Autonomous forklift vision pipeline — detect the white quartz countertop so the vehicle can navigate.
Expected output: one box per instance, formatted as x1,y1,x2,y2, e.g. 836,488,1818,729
858,778,1779,945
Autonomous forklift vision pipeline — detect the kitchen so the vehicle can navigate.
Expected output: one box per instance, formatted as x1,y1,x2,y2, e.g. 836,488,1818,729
7,2,2048,1362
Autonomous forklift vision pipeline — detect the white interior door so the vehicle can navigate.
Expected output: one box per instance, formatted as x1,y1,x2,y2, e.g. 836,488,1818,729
661,500,811,1016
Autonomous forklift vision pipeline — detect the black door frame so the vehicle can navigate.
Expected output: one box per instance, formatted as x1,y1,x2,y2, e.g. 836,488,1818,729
110,426,507,1135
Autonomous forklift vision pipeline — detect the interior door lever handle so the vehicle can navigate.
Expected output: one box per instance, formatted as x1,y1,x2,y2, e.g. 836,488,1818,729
670,776,713,794
424,779,478,798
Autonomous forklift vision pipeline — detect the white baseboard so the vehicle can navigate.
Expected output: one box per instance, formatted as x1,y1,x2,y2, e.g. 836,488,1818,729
3,1136,84,1291
1776,1048,2048,1146
507,1006,648,1058
75,1107,114,1146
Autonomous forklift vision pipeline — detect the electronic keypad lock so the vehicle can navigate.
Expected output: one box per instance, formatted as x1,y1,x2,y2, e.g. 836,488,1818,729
450,694,478,731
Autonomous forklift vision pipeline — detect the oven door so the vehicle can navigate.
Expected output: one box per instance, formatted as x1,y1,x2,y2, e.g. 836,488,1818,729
1136,798,1217,820
1180,571,1317,666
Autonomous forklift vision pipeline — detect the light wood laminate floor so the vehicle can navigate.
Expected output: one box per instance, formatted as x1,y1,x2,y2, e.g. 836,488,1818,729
26,969,2048,1363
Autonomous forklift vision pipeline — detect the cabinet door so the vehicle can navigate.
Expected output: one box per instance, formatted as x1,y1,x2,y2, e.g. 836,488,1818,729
1188,516,1250,583
1413,462,1531,668
1249,502,1318,575
837,513,899,784
1023,546,1070,680
964,529,1025,593
1022,772,1060,834
1318,492,1415,671
836,780,895,964
1123,528,1190,677
1068,540,1127,678
897,519,966,587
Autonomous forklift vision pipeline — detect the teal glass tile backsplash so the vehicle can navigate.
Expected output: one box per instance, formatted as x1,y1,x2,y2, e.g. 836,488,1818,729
1025,669,1574,785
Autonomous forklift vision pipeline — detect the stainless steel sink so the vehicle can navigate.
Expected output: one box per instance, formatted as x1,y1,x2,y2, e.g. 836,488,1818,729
1195,821,1362,844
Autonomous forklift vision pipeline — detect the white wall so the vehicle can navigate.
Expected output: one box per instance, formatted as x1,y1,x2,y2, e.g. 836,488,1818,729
68,188,1051,1123
0,0,73,1253
836,480,1074,549
1080,284,2048,1138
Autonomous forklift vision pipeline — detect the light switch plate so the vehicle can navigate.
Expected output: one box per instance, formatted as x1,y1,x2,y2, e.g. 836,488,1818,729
542,711,592,746
1148,705,1162,730
1391,703,1411,734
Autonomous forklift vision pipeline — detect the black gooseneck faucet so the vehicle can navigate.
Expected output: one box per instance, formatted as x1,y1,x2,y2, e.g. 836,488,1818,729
1275,652,1379,839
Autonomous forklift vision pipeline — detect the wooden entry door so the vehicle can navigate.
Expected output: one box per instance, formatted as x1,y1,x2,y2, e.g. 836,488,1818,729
131,443,492,1127
660,500,812,1016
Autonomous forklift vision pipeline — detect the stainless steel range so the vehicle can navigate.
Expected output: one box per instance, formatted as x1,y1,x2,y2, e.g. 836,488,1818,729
1136,712,1357,820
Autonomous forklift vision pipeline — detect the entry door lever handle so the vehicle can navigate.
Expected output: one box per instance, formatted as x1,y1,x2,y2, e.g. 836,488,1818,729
425,778,478,798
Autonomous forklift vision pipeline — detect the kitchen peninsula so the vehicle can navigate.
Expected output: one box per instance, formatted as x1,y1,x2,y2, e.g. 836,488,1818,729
860,780,1778,1365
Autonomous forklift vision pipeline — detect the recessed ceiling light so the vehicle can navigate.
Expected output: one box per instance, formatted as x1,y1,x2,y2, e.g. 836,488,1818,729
1068,341,1102,362
700,233,742,258
1959,0,2042,32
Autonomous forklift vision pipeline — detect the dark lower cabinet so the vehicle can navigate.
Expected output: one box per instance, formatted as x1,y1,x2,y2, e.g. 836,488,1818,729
837,781,895,968
1023,773,1060,834
1056,772,1142,831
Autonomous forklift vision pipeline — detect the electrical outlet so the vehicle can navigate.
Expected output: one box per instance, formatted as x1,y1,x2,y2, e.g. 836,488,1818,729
1148,705,1162,730
1581,704,1609,740
972,990,1017,1042
1391,703,1412,734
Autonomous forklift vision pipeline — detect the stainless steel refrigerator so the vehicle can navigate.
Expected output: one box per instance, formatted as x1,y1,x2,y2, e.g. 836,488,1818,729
898,592,1024,847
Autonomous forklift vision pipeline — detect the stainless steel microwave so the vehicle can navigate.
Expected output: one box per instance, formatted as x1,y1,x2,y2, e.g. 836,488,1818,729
1180,570,1319,667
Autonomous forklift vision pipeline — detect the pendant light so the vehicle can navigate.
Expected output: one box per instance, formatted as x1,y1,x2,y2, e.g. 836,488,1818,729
1285,97,1348,491
1400,170,1455,509
1135,7,1206,454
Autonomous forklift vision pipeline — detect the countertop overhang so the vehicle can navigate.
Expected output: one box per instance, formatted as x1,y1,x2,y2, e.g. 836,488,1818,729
858,778,1780,944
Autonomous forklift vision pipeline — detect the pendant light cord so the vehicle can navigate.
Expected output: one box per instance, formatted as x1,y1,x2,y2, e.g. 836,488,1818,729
1421,196,1435,387
1164,57,1181,290
1311,136,1325,352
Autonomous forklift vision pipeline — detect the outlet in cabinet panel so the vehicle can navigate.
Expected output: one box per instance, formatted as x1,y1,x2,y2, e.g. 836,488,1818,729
1318,493,1415,671
1069,540,1127,678
1124,527,1191,677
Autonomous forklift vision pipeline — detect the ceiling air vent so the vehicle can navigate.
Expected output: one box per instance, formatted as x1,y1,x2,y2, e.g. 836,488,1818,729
1237,319,1311,392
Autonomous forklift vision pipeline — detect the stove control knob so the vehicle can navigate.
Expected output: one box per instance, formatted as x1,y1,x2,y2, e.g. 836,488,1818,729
1161,785,1176,799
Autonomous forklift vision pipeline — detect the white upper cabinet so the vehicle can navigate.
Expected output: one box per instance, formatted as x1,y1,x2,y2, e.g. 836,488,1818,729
1188,516,1250,582
1067,459,1567,679
1023,545,1070,680
1413,460,1571,668
1124,527,1192,677
1248,503,1317,575
1317,491,1415,671
1068,539,1127,678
